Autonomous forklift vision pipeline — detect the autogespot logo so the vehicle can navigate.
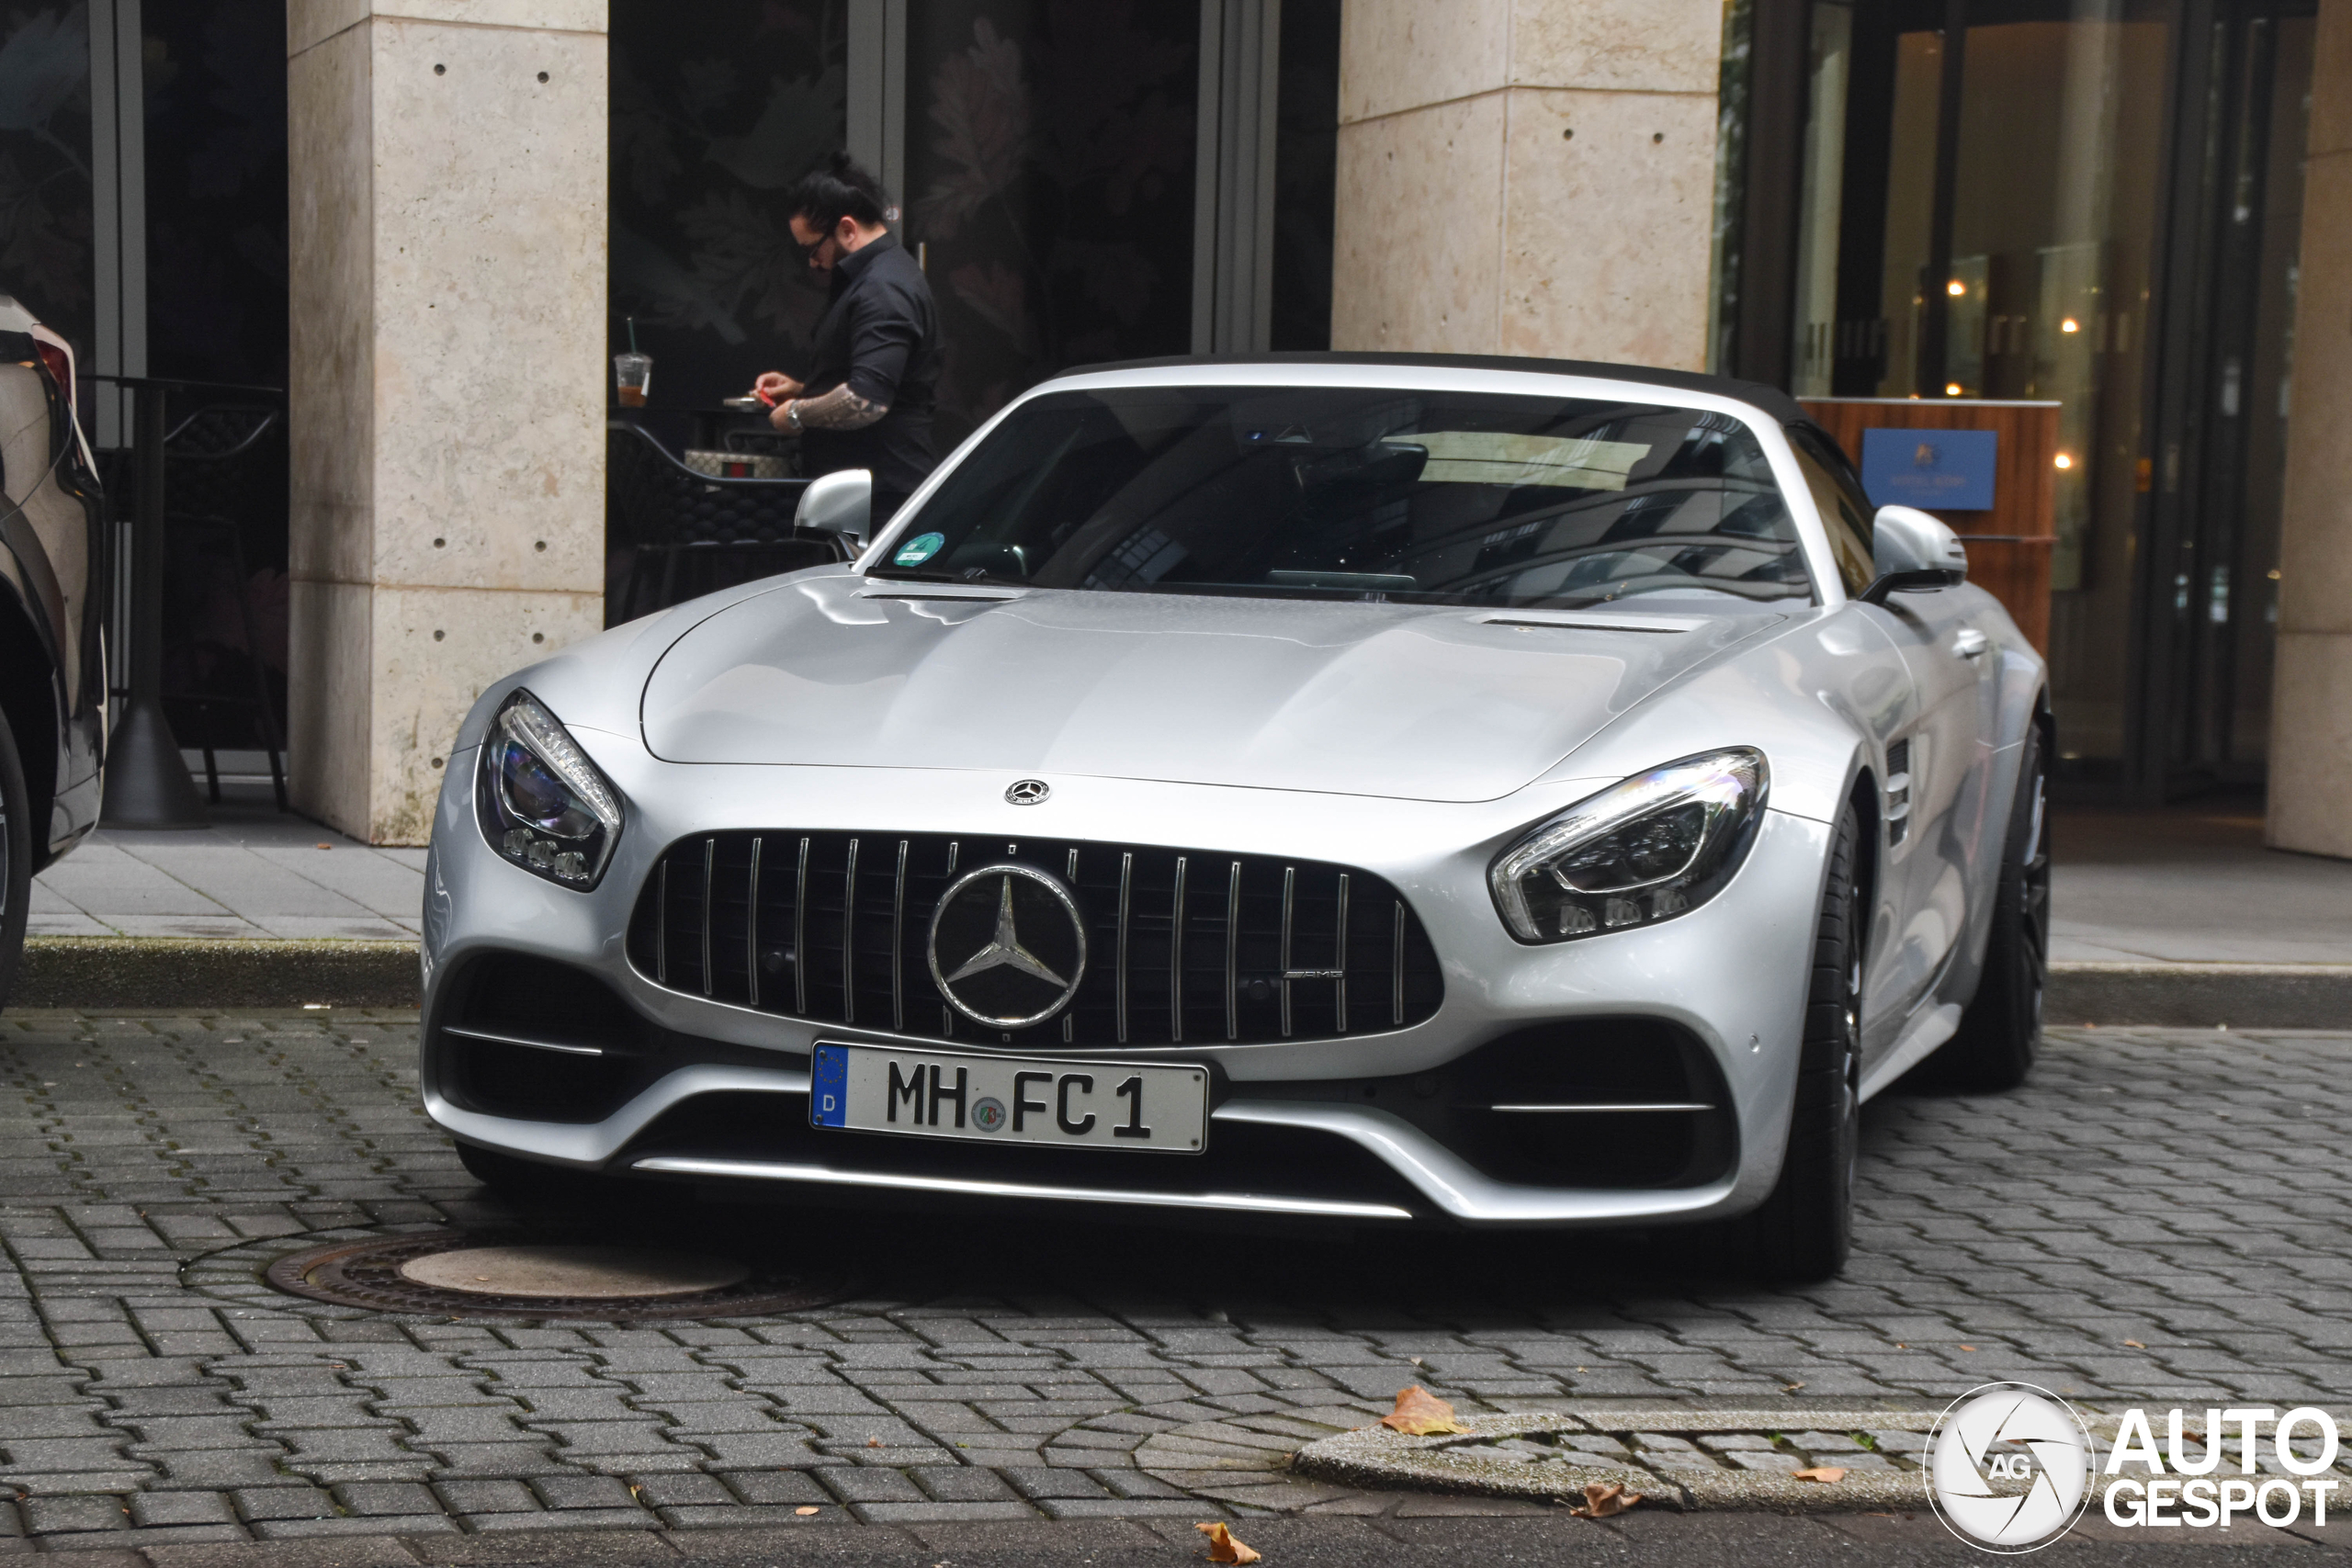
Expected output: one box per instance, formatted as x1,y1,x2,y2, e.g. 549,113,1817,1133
1926,1383,2097,1552
1924,1385,2347,1551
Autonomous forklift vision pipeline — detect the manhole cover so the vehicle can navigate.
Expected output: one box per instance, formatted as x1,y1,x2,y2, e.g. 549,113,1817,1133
266,1231,850,1320
400,1245,752,1298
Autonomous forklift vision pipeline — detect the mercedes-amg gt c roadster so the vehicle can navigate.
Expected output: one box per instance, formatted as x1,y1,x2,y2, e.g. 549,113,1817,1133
422,354,2049,1280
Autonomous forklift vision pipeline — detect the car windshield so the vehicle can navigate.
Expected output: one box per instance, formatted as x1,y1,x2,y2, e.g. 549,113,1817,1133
870,384,1814,608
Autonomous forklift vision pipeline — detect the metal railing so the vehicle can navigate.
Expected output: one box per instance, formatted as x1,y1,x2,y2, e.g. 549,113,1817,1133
88,374,287,828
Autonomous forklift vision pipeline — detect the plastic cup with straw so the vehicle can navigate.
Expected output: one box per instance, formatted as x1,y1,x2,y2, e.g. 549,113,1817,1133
615,317,651,407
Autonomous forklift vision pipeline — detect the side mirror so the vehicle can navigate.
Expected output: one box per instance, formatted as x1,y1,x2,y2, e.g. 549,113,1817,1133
1858,503,1968,605
795,468,872,550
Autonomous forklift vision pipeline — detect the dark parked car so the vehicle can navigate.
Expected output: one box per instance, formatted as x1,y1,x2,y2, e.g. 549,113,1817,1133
0,296,107,1003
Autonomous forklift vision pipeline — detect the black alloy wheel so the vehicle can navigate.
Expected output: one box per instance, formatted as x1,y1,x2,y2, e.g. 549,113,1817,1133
1737,807,1863,1282
1938,719,2051,1091
0,708,29,1010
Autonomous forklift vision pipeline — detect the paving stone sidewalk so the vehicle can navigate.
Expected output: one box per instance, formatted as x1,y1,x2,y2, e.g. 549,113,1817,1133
0,1012,2342,1552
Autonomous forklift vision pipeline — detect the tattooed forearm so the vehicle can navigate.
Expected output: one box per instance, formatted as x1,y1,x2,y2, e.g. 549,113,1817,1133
791,385,888,430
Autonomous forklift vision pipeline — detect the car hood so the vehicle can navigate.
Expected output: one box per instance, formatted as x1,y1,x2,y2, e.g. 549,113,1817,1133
639,575,1785,802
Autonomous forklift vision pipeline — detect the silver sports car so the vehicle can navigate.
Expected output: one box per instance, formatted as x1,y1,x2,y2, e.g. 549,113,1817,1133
421,354,2049,1280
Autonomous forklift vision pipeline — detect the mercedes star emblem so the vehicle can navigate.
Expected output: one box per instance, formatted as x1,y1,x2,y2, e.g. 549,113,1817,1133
927,863,1088,1029
1005,778,1051,806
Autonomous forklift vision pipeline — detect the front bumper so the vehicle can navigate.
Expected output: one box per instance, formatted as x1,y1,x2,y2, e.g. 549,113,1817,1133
422,747,1830,1228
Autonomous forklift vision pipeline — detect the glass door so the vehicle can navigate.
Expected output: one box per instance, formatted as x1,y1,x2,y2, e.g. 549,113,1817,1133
2138,4,2312,789
1789,0,2312,798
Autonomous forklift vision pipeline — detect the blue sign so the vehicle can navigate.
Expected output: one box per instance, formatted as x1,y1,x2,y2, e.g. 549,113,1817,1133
810,1043,848,1127
1860,427,1998,512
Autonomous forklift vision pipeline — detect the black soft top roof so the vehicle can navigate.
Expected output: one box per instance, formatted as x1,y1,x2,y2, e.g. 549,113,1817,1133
1048,351,1806,427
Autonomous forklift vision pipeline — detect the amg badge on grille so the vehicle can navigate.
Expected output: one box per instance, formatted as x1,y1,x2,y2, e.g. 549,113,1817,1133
927,864,1088,1028
1004,778,1050,806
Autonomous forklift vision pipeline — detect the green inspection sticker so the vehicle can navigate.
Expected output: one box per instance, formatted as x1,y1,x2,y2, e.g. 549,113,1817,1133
894,532,945,566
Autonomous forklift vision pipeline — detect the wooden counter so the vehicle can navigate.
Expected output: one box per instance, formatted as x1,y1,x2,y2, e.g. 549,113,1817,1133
1798,398,2059,653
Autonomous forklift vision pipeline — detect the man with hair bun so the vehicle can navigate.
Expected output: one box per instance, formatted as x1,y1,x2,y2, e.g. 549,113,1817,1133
752,152,942,525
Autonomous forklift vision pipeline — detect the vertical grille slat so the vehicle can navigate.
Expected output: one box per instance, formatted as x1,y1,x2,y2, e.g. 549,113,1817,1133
890,839,909,1034
655,861,670,986
1334,872,1350,1035
842,837,859,1025
1225,860,1242,1043
793,837,809,1016
699,839,716,998
745,837,763,1010
631,832,1442,1047
1278,865,1296,1040
1115,852,1133,1045
1169,856,1187,1043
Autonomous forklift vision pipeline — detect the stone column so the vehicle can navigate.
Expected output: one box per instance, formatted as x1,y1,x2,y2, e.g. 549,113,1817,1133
1329,0,1724,367
2268,0,2352,858
288,1,607,845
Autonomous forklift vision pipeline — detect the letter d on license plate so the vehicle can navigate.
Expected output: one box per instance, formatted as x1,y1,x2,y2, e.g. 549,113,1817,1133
809,1043,1208,1153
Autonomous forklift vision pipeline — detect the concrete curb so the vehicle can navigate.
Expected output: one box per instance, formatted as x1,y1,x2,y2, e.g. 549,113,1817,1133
2048,961,2352,1028
1288,1408,1940,1512
15,936,420,1009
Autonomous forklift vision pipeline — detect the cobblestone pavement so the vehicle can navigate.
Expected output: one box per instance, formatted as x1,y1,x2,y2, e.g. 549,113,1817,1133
0,1011,2343,1554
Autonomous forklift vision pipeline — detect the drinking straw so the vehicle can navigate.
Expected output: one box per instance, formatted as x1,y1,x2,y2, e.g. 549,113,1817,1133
627,316,639,353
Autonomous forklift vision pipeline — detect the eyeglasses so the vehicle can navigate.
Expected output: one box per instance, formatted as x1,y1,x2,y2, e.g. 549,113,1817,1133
796,226,841,265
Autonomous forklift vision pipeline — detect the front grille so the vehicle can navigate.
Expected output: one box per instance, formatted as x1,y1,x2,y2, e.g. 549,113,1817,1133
626,831,1443,1048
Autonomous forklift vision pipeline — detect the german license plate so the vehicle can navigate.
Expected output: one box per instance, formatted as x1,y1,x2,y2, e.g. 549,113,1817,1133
808,1043,1207,1153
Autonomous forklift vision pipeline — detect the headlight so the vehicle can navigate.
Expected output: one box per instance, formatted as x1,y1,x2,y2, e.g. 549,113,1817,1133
1488,748,1767,942
475,691,624,888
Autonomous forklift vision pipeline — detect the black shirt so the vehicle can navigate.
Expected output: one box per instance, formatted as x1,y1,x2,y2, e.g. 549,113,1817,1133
798,232,942,507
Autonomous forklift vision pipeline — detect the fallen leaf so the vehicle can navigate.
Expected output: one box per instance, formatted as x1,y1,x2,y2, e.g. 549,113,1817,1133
315,842,332,850
1381,1386,1464,1436
1195,1521,1261,1563
866,1437,882,1448
1569,1481,1643,1517
1960,1344,1978,1352
795,1506,820,1516
1782,1382,1805,1393
1794,1467,1848,1483
2123,1339,2145,1348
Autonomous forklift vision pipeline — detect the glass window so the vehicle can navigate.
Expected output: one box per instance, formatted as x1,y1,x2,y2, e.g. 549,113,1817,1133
1790,1,2176,766
608,0,849,432
903,3,1200,446
878,386,1815,611
1785,423,1877,597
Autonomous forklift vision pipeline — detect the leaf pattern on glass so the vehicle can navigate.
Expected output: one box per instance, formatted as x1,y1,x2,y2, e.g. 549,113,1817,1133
947,261,1037,357
0,5,94,331
608,2,846,408
913,19,1032,241
906,0,1195,442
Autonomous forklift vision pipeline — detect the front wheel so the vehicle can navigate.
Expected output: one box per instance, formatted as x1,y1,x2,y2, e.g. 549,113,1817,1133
1736,807,1862,1282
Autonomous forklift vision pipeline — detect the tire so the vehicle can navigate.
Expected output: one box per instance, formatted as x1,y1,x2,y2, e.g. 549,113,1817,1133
1937,721,2050,1091
0,707,31,1012
1737,806,1863,1283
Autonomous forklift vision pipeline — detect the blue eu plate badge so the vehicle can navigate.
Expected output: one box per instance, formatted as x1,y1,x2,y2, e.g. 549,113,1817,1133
1860,427,1998,512
811,1043,849,1127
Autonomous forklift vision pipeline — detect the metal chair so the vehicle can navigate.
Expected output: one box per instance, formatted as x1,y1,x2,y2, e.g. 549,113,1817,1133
606,421,850,622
